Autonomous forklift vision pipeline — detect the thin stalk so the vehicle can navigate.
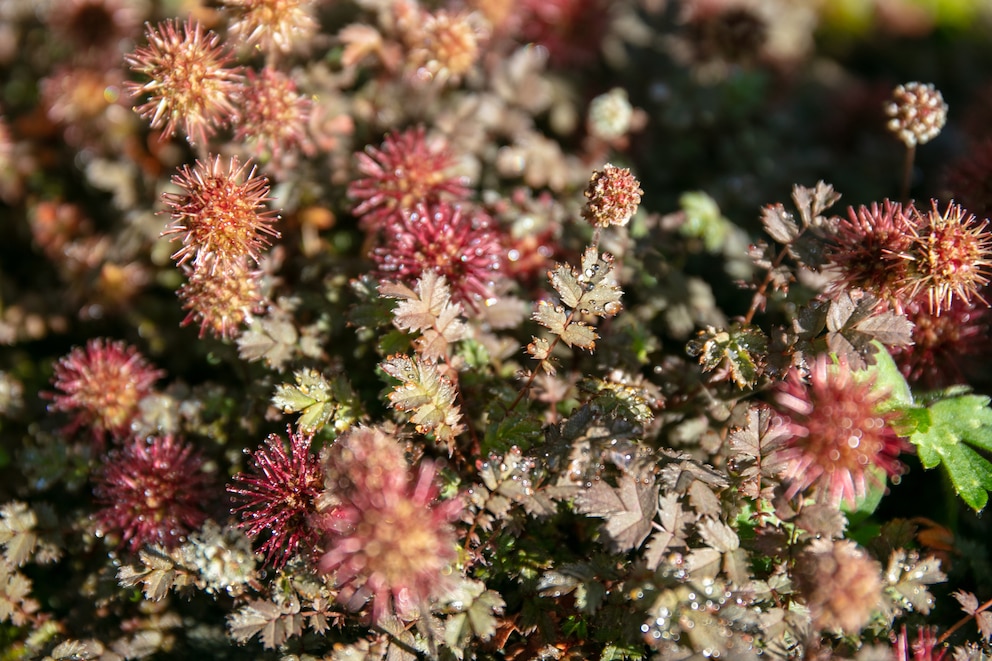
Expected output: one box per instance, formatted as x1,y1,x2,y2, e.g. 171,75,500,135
938,595,992,645
505,305,582,414
742,224,810,326
900,143,916,203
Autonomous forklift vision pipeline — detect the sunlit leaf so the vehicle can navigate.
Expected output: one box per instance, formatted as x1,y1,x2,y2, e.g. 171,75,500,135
908,393,992,511
574,474,658,552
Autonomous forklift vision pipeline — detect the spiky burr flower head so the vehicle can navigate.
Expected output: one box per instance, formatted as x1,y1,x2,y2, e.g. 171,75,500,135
125,18,243,146
161,155,280,271
225,0,318,55
885,82,948,148
794,539,883,634
48,0,139,59
896,201,992,315
318,449,462,624
178,258,265,340
771,354,910,508
322,425,410,499
891,295,991,389
582,164,643,228
827,200,914,301
228,426,323,568
348,127,470,232
374,201,504,309
49,339,164,440
236,67,312,162
93,435,211,551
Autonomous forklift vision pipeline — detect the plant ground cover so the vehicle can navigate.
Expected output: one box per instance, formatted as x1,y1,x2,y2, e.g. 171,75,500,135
3,1,992,659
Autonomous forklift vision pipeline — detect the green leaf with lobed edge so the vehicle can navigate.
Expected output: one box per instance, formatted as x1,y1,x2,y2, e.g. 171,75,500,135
908,394,992,511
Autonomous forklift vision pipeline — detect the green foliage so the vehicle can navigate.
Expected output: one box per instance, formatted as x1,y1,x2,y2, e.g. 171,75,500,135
272,368,364,434
528,247,623,372
8,2,992,658
482,405,542,455
687,323,768,389
380,354,464,448
905,393,992,512
678,191,730,252
442,580,505,654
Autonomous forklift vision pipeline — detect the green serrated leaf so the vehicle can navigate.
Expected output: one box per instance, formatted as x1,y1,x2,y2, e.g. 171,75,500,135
936,395,992,453
601,643,644,661
458,338,491,370
944,443,992,512
688,324,767,389
909,393,992,511
272,369,362,434
380,354,464,446
579,378,654,424
272,384,318,412
575,249,622,317
483,408,542,455
378,328,413,356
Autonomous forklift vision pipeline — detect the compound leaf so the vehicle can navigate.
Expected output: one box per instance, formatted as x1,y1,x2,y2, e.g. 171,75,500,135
908,394,992,511
574,474,658,552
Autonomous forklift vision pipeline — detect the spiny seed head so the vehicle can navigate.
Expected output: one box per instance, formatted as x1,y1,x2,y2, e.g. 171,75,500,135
225,0,319,55
93,435,211,551
891,295,991,389
236,67,312,162
49,338,163,441
795,539,883,634
885,82,948,148
373,201,504,309
125,18,243,146
318,427,461,624
348,126,470,232
897,200,992,315
582,164,643,228
162,155,280,270
228,426,323,568
49,0,138,59
322,425,410,498
178,258,265,340
771,354,910,508
827,199,914,301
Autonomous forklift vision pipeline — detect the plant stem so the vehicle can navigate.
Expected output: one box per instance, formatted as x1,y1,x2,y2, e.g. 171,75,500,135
900,144,916,203
938,595,992,645
505,305,581,414
742,233,804,326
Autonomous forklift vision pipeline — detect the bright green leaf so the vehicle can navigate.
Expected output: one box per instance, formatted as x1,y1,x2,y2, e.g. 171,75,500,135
909,394,992,511
864,341,914,410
